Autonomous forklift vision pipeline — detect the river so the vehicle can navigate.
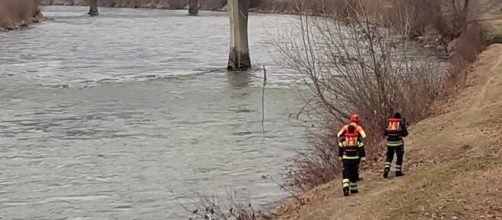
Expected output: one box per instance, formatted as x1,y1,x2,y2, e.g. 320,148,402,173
0,6,307,219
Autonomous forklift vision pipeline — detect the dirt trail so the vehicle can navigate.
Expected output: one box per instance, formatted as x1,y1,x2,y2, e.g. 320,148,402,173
273,44,502,220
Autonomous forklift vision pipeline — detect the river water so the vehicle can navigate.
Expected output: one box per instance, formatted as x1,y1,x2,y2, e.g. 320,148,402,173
0,6,307,219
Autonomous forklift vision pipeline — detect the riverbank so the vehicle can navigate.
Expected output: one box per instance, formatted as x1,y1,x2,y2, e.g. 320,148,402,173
40,0,502,54
0,0,43,31
39,0,291,12
270,9,502,219
272,41,502,219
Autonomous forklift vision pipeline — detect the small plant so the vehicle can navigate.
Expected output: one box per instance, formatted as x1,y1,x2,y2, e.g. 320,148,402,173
184,191,267,220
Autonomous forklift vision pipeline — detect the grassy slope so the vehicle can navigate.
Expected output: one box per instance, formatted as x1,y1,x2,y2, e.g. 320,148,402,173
479,14,502,44
273,43,502,220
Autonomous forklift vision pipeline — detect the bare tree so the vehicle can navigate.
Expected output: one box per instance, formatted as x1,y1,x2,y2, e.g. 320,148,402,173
278,0,444,192
450,0,471,36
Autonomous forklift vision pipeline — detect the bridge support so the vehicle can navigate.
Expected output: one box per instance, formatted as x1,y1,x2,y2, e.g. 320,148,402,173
227,0,251,71
88,0,98,16
188,0,198,16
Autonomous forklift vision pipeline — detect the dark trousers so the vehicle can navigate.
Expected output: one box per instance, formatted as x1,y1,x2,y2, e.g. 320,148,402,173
342,159,360,184
356,159,360,179
385,145,404,172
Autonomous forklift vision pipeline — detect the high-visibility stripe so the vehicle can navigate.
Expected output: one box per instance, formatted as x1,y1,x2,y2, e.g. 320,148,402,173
350,182,357,186
342,179,350,187
384,161,391,168
387,141,403,147
343,143,363,148
342,155,360,160
396,165,402,171
358,127,367,138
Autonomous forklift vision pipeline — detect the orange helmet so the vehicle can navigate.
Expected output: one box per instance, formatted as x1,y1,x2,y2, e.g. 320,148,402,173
350,114,360,123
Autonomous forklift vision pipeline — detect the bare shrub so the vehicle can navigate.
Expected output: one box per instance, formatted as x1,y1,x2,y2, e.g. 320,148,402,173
447,21,486,89
283,124,341,192
387,0,471,41
277,1,444,192
0,0,41,29
184,192,266,220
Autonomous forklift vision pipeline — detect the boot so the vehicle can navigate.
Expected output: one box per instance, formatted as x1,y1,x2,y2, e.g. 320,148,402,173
396,171,404,177
343,187,350,196
350,189,359,194
383,167,390,178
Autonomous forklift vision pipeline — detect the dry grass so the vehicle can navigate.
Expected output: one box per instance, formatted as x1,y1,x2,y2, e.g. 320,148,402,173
0,0,41,30
478,14,502,44
272,44,502,220
184,191,267,220
374,157,502,219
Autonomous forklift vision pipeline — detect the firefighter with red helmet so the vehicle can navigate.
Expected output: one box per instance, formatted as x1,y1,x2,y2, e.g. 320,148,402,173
338,124,366,196
383,112,409,178
338,114,367,181
337,114,367,139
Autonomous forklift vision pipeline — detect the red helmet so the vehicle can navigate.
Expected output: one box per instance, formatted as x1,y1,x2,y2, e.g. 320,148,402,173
350,114,360,123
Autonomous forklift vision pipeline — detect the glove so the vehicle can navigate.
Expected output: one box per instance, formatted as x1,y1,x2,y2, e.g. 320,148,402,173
338,157,342,161
360,157,366,161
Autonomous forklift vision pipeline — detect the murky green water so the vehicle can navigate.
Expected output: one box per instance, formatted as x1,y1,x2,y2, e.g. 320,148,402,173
0,6,306,219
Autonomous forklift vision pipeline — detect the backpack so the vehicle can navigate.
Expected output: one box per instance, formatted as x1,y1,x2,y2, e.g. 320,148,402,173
344,133,359,148
387,118,401,134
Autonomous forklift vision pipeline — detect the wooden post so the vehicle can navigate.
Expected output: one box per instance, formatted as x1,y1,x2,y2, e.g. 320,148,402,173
227,0,251,71
88,0,99,16
189,0,199,16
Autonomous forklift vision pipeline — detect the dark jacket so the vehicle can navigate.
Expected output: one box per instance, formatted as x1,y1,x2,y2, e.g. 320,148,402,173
384,122,408,146
338,136,366,160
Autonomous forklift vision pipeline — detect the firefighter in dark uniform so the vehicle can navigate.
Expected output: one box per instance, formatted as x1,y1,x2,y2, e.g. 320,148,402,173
383,112,409,178
339,125,366,196
338,114,366,181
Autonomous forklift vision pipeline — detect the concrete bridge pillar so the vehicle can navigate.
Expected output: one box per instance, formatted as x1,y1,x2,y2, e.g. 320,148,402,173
227,0,251,71
189,0,199,16
88,0,98,16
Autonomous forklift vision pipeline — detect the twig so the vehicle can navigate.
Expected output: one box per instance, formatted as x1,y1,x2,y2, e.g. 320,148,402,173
269,176,300,200
261,65,267,134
